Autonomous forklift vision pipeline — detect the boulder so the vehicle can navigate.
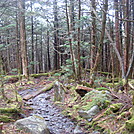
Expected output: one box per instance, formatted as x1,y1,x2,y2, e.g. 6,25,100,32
74,125,84,134
15,115,50,134
78,105,100,119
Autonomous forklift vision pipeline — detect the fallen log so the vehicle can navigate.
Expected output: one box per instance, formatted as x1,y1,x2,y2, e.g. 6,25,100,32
75,85,93,97
23,82,54,100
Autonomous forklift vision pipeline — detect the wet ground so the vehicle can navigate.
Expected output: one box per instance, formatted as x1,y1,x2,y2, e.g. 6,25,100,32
19,88,83,134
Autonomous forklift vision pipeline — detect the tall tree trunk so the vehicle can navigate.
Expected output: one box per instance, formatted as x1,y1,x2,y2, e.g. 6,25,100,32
77,0,81,80
53,0,60,70
90,0,96,69
100,0,108,71
18,0,29,78
40,24,43,72
114,0,121,74
124,0,130,75
31,1,34,74
16,0,22,76
47,30,51,71
65,0,76,76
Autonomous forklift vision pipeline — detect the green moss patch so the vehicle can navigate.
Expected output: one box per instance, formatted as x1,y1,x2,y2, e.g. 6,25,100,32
0,108,20,114
0,115,14,122
104,103,123,115
126,116,134,131
81,90,111,111
96,87,109,91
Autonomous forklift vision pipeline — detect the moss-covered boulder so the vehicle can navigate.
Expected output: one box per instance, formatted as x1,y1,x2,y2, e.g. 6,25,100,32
81,90,111,111
15,115,50,134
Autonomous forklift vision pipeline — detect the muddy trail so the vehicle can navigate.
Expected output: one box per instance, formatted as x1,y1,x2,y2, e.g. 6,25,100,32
19,88,85,134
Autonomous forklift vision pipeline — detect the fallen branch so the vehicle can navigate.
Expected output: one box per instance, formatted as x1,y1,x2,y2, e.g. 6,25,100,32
23,82,54,100
76,85,94,92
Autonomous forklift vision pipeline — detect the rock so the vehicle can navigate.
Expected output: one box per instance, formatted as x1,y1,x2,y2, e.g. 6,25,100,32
92,131,100,134
78,105,100,119
78,110,89,119
74,125,84,134
87,118,92,122
54,81,65,102
15,115,50,134
87,105,100,117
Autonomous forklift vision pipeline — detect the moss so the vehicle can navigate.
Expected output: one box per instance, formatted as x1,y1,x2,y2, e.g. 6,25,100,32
104,103,123,115
16,94,23,102
81,91,111,111
30,72,53,78
5,75,23,79
126,116,134,131
81,81,91,87
0,115,14,122
0,108,20,113
27,81,35,84
104,82,120,88
30,73,49,78
73,104,80,109
96,87,109,91
42,82,54,92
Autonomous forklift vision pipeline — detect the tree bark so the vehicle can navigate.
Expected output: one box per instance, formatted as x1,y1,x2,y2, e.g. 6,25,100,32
114,0,121,74
65,0,76,76
53,0,60,70
124,0,130,74
100,0,108,71
18,0,29,78
77,0,81,80
47,30,51,71
90,0,96,69
31,1,34,74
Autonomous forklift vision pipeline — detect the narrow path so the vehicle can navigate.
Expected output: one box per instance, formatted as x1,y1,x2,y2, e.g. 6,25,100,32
19,88,82,134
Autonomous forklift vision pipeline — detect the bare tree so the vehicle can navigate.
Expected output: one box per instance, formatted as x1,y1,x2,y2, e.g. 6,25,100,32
18,0,29,78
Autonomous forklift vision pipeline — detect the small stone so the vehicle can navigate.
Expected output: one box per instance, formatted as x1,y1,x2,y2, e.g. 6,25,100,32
87,118,92,122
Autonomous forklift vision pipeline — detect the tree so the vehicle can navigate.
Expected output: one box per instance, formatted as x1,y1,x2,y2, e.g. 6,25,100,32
53,0,60,70
18,0,29,78
114,0,121,74
77,0,81,80
65,0,76,77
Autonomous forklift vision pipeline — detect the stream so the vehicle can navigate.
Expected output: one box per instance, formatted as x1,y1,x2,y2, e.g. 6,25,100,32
19,88,85,134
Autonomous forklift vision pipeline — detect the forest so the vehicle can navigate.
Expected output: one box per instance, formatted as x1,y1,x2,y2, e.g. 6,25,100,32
0,0,134,133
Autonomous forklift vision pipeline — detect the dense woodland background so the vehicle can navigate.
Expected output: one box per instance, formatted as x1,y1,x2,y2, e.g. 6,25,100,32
0,0,133,81
0,0,134,133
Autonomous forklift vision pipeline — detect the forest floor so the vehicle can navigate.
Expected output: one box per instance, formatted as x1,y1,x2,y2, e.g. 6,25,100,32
0,74,134,134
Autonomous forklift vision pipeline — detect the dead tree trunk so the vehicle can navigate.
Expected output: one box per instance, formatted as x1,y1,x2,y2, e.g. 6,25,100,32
18,0,29,78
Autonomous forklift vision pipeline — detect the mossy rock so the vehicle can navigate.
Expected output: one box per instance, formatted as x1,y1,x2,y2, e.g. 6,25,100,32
126,116,134,131
81,91,111,111
0,115,14,122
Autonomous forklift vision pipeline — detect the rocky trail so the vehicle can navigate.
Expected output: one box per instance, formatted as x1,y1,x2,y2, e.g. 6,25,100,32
18,87,84,134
